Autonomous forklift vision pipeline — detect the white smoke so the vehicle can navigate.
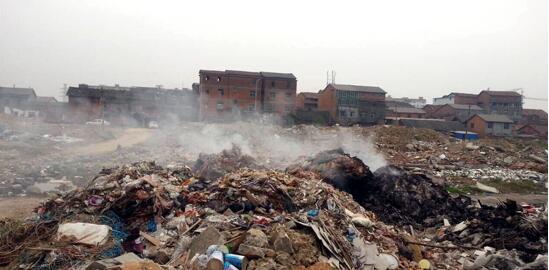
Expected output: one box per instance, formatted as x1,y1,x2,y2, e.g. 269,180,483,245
173,120,387,170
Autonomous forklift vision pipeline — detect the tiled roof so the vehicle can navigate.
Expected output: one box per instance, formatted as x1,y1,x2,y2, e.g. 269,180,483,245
472,114,514,123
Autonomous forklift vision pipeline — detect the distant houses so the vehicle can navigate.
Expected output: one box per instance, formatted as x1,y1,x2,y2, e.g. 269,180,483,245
0,73,546,140
66,84,197,125
317,84,386,125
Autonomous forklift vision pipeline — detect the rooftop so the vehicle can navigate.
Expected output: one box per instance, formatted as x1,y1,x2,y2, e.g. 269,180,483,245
36,96,58,102
0,86,37,97
522,109,547,117
471,114,514,123
329,83,386,94
479,90,522,97
387,107,426,114
199,69,296,79
446,104,483,110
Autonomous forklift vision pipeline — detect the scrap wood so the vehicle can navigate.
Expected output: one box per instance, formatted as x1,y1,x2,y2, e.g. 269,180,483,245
139,231,161,246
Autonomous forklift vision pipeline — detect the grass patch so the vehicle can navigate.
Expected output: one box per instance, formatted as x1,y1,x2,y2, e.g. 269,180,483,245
446,185,477,195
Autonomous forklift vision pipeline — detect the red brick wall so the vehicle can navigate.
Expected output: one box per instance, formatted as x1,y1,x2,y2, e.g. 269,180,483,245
454,95,478,105
318,87,337,121
467,115,487,137
198,71,296,120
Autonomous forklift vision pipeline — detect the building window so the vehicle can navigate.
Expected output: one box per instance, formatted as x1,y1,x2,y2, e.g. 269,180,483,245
250,90,256,97
287,81,291,88
216,101,224,111
248,104,255,111
218,89,224,96
285,92,292,98
470,123,474,128
217,76,221,82
271,81,275,87
285,105,292,112
233,99,238,105
504,123,510,129
270,92,276,99
205,76,210,81
488,122,493,128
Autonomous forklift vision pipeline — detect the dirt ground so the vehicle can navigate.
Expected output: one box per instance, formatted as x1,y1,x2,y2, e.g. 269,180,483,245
472,193,548,206
0,196,44,219
64,128,153,156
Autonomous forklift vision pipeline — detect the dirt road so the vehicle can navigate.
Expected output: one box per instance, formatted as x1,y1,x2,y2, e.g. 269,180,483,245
0,196,44,219
65,128,153,156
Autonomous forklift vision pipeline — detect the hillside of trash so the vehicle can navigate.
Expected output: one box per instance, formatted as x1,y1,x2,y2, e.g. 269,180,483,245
0,144,546,270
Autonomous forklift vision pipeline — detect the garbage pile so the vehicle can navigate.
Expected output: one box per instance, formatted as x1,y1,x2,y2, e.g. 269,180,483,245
0,157,413,269
289,149,548,262
0,147,546,270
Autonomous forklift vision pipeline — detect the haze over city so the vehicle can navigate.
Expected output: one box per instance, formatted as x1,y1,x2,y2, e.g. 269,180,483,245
0,0,547,109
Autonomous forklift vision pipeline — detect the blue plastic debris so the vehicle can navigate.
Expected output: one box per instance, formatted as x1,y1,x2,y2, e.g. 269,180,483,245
147,218,157,232
307,209,319,217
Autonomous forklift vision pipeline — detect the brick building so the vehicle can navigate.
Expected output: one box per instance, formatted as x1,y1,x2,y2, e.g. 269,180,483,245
466,114,514,137
433,92,477,105
477,91,522,122
429,103,484,123
198,70,296,121
515,124,547,139
67,84,197,125
318,83,386,125
296,92,320,111
519,109,547,126
386,107,425,119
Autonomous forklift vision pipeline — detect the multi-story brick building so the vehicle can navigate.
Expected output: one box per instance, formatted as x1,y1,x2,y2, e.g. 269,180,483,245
318,83,386,125
66,84,198,125
433,92,477,105
296,92,320,111
476,90,522,122
198,70,296,121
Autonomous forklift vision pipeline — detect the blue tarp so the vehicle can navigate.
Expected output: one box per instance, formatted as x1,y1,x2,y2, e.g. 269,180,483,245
452,131,479,140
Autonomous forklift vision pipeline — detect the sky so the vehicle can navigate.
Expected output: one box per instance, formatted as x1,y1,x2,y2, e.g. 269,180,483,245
0,0,547,109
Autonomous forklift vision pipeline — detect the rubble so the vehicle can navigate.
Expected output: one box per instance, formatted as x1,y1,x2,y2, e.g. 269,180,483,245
0,122,546,269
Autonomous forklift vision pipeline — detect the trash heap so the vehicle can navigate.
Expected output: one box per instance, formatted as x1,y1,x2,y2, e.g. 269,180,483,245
0,157,413,269
289,149,548,265
0,147,546,270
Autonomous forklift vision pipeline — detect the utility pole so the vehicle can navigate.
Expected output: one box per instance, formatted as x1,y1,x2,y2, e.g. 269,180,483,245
464,104,471,139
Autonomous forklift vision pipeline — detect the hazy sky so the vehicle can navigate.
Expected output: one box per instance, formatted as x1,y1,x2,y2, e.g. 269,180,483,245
1,0,547,109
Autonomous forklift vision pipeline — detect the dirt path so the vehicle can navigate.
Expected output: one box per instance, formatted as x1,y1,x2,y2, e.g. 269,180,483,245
472,193,547,206
0,196,44,219
65,128,153,156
